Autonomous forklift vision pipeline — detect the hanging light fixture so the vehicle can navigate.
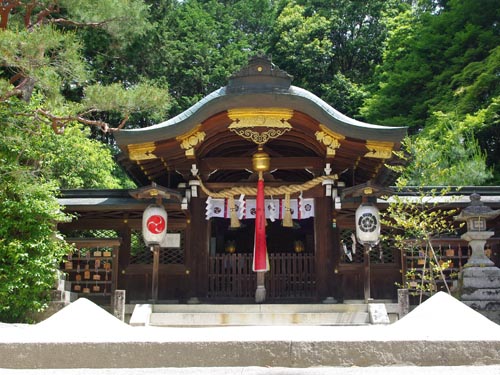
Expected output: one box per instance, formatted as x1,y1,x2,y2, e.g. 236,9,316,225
355,203,380,245
142,204,168,246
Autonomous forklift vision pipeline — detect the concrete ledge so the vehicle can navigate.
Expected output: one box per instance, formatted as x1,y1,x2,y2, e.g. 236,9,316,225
0,340,499,369
129,304,152,326
368,303,390,324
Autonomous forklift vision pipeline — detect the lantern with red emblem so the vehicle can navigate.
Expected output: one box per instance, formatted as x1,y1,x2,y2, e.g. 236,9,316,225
142,204,168,246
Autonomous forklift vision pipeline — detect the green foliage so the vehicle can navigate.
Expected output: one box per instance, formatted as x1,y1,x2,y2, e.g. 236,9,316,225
33,122,128,189
381,186,461,299
59,0,152,44
0,25,89,102
362,0,499,183
0,1,171,131
401,256,456,298
0,99,75,322
396,112,492,186
269,0,401,116
82,80,171,123
145,0,252,116
383,187,458,241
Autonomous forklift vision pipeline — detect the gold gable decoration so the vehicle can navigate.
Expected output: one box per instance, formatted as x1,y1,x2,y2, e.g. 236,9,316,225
365,141,394,159
176,125,206,159
315,125,345,157
227,108,293,145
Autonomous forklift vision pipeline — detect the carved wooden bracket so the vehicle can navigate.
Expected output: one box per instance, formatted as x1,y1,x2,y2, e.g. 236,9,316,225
176,124,206,159
365,140,394,159
315,125,345,157
128,142,157,161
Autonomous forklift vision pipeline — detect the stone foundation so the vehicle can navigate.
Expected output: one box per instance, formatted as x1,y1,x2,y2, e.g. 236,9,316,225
459,266,500,324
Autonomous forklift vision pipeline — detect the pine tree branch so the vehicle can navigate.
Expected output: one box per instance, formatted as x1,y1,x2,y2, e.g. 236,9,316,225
0,88,23,101
0,0,21,30
49,18,114,28
34,108,121,133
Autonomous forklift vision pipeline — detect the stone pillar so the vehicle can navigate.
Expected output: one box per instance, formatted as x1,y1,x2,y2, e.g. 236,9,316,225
397,288,410,318
113,289,126,322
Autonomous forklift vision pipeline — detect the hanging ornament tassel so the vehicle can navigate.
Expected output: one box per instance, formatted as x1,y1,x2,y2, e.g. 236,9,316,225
228,196,240,228
253,171,269,272
282,192,293,227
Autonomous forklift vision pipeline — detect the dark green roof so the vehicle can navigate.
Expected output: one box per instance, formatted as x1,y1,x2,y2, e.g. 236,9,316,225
114,57,406,148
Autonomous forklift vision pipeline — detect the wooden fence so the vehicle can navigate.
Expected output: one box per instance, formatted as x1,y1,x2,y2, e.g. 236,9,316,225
208,253,315,299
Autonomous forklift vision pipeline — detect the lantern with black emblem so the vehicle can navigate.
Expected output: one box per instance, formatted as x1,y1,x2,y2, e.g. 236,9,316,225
355,203,380,245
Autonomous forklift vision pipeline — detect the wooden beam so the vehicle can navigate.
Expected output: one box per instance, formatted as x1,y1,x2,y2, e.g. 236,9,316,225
200,157,324,171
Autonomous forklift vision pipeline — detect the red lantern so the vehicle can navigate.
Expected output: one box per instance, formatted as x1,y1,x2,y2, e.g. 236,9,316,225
142,204,168,246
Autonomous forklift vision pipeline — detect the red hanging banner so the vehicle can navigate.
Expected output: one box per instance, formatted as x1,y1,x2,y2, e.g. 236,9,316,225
252,178,269,272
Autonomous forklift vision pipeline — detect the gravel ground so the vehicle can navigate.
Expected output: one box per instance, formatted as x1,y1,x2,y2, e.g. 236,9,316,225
1,366,500,375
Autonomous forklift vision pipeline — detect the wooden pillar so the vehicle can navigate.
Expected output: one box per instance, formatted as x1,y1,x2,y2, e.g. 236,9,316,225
363,243,371,302
314,196,333,300
117,224,130,291
151,245,160,302
189,197,209,299
330,224,342,301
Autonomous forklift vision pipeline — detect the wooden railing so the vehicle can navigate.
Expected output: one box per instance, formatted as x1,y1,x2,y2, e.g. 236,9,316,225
208,253,315,299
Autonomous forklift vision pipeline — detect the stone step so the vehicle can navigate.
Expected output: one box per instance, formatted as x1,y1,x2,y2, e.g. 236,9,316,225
149,311,370,326
128,303,394,327
152,303,368,314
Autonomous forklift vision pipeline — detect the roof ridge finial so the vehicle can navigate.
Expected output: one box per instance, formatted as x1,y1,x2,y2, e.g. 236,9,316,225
227,54,292,94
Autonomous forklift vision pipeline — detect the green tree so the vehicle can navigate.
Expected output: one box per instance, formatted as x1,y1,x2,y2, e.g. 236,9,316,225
397,112,492,186
269,0,403,116
0,0,171,132
140,0,254,116
0,98,73,322
0,0,167,321
381,186,461,302
362,0,499,184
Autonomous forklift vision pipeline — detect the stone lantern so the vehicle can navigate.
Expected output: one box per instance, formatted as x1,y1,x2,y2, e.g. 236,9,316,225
454,193,500,323
454,193,500,267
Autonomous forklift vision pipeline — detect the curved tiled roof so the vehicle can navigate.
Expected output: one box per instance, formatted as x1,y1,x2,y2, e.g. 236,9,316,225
114,57,406,149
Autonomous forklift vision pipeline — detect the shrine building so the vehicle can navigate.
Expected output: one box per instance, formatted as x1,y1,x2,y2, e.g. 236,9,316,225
57,56,500,306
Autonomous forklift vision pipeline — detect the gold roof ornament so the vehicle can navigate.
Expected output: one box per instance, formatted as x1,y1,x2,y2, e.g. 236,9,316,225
128,142,157,161
176,124,206,159
228,108,293,145
315,125,345,157
365,140,394,159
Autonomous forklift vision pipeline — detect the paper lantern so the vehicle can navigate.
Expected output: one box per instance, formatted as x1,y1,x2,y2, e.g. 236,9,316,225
142,204,167,246
355,203,380,245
